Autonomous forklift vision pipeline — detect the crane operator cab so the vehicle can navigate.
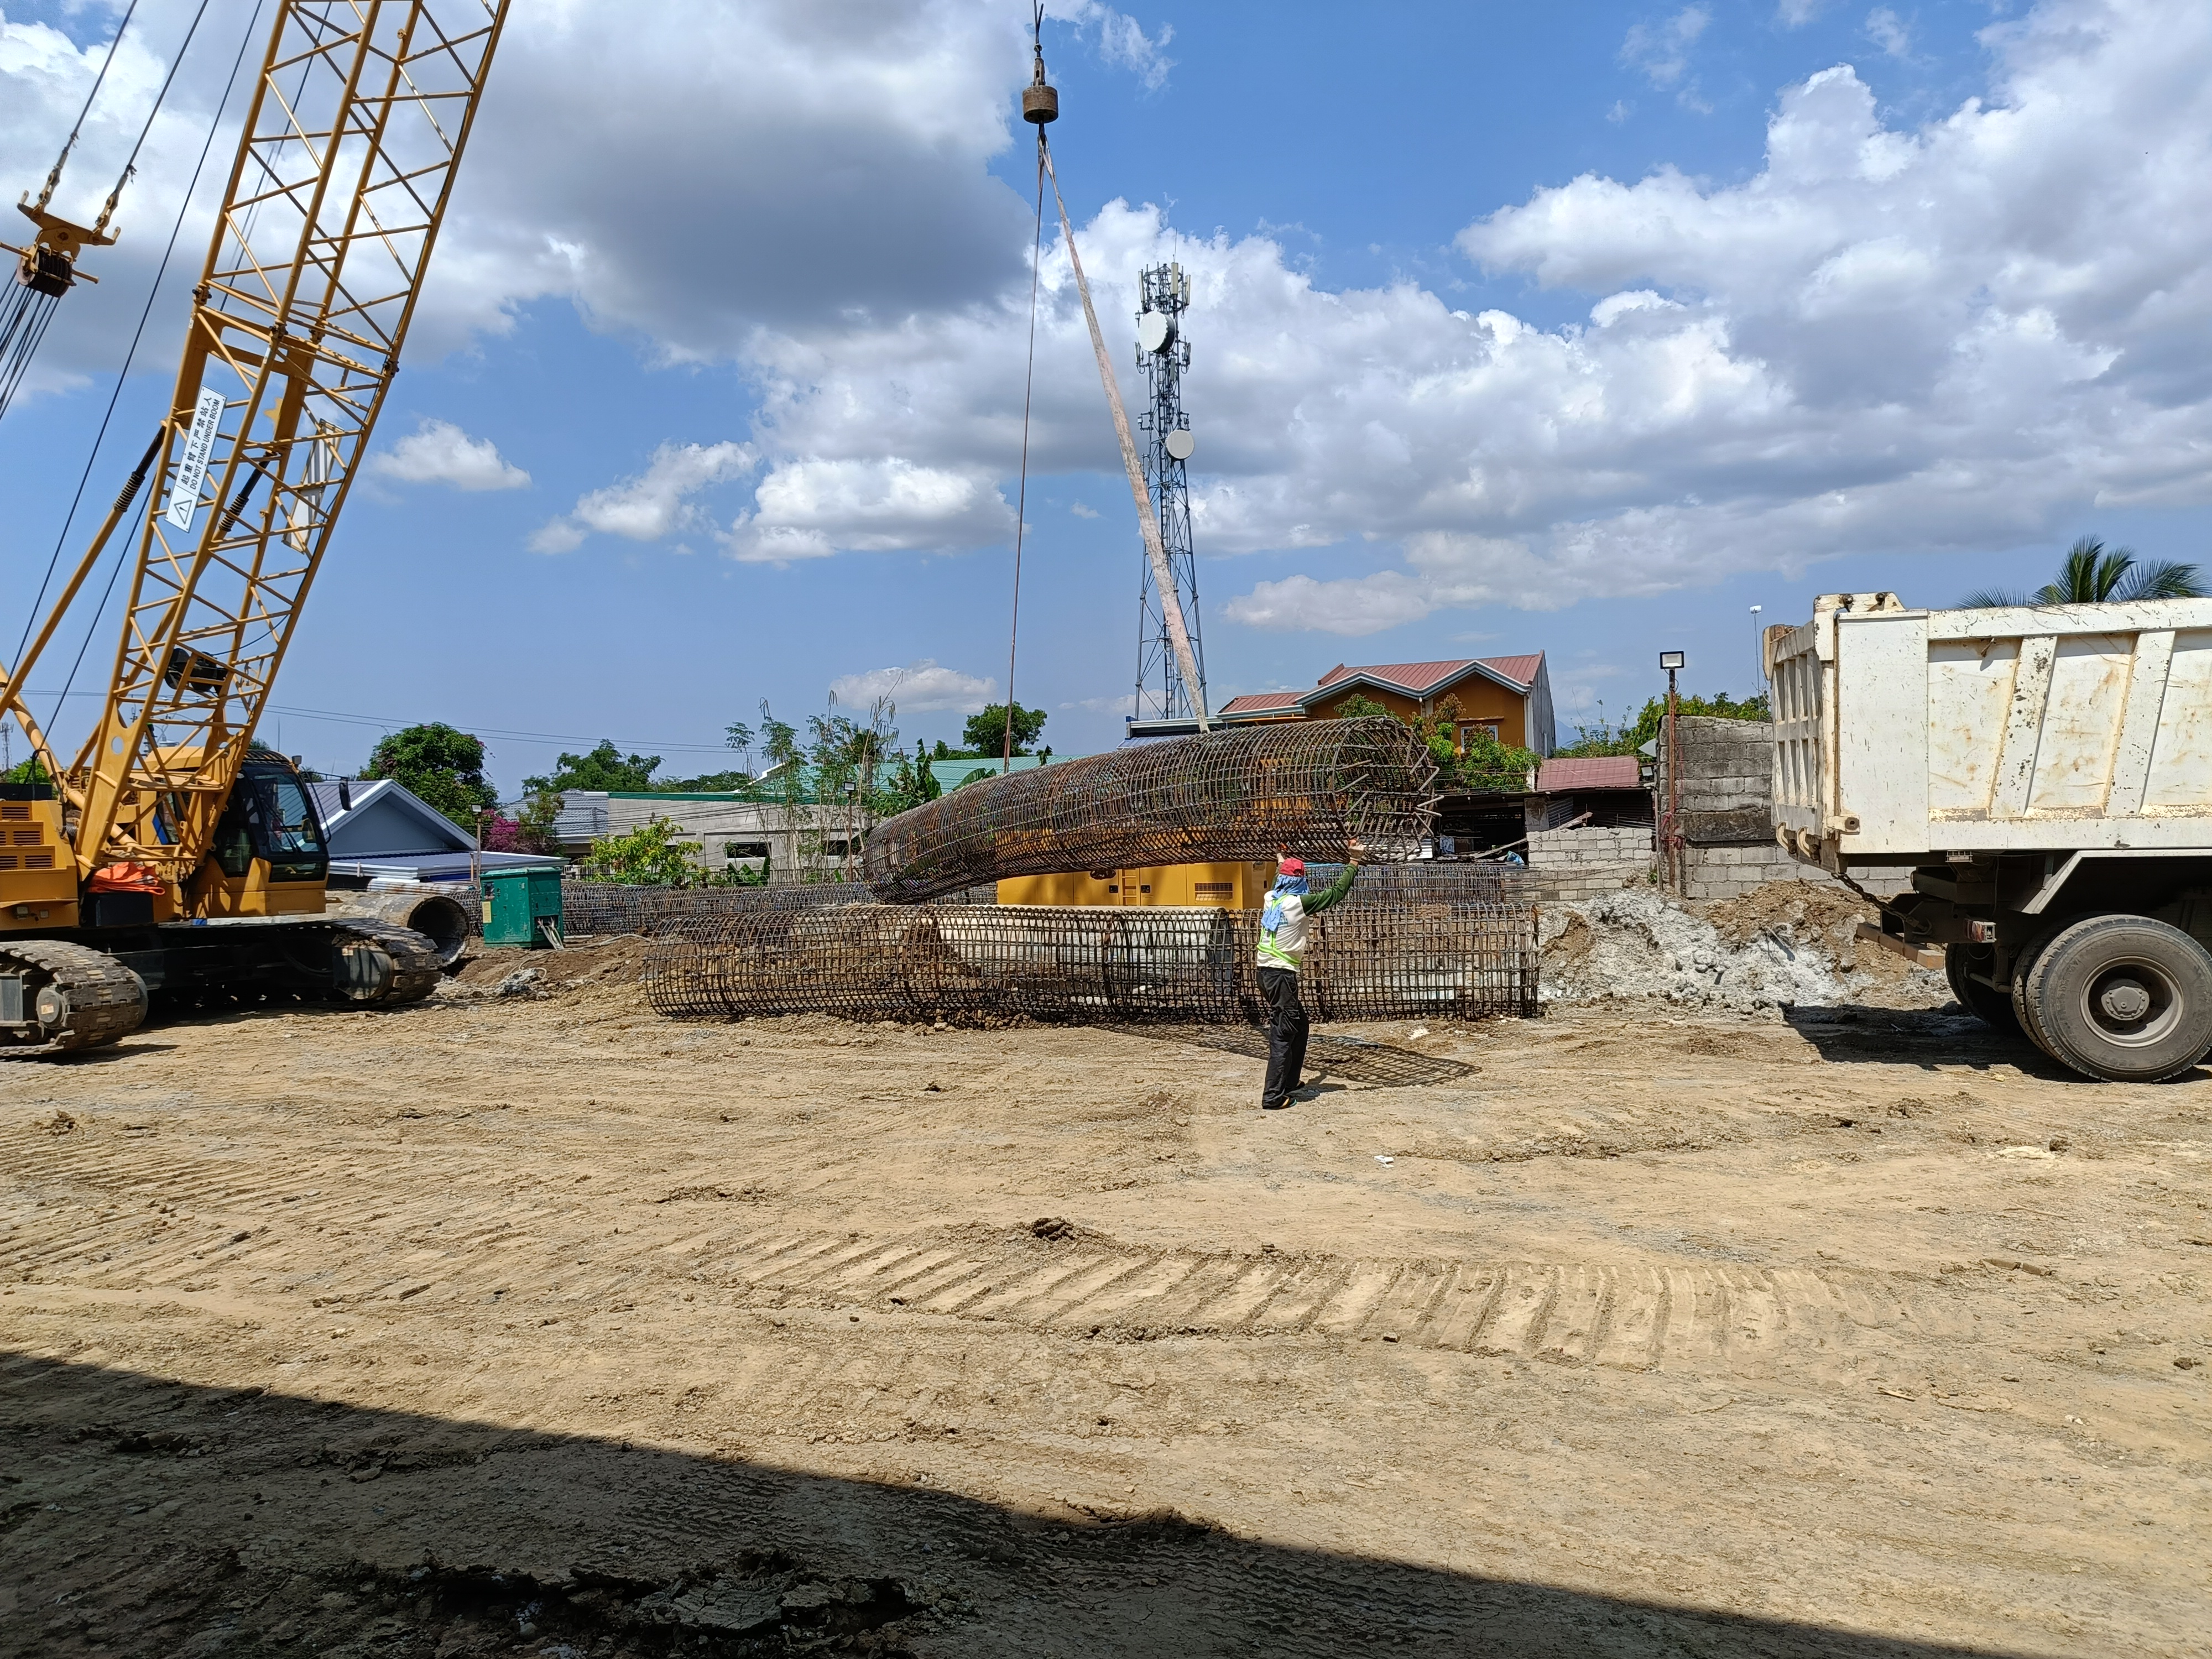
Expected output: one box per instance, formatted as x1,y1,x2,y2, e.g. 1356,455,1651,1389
190,752,331,918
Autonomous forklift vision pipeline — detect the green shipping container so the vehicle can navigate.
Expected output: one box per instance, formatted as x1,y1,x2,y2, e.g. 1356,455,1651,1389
480,867,564,948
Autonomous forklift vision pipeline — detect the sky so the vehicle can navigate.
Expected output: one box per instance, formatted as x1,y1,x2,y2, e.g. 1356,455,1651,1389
3,0,2210,792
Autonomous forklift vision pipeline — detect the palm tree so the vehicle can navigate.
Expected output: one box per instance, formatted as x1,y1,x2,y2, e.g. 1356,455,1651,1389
1962,536,2204,608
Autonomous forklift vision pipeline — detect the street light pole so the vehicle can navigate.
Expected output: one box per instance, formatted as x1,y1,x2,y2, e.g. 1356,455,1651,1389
1660,650,1686,893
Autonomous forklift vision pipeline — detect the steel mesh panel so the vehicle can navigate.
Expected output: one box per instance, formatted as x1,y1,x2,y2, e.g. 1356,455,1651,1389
645,901,1536,1025
862,718,1440,904
1303,862,1531,906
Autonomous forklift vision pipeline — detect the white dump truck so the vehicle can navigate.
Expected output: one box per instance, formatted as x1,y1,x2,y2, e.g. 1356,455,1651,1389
1770,592,2212,1082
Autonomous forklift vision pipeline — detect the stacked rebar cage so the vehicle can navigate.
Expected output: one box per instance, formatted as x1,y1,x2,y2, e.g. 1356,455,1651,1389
862,718,1441,903
644,901,1537,1025
560,880,995,939
622,717,1538,1027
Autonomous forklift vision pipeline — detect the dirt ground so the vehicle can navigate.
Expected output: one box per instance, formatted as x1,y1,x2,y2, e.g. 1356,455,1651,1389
3,933,2209,1657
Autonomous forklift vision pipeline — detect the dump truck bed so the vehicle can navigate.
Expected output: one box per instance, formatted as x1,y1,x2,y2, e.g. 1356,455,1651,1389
1771,592,2212,862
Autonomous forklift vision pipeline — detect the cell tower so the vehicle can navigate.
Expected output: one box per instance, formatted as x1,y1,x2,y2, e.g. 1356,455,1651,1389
1132,260,1206,722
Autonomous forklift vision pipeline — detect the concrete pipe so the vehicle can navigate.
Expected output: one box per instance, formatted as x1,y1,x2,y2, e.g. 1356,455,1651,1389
332,889,474,968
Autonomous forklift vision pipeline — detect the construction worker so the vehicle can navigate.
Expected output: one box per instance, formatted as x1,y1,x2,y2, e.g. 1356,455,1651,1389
1256,842,1361,1110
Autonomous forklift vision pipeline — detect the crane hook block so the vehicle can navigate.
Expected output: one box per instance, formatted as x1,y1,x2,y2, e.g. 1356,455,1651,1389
1022,82,1058,124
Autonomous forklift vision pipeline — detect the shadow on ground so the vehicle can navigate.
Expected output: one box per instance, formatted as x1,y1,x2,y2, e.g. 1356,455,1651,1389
1,1353,2035,1658
1120,1024,1479,1090
1780,1004,2089,1076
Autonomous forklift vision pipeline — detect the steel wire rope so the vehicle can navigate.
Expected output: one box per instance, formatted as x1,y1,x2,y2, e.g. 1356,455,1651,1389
40,2,270,747
0,2,150,427
12,0,226,641
27,0,143,214
1003,50,1048,777
91,0,221,241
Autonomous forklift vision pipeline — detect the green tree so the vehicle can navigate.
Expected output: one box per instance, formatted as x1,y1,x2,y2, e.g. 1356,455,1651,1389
576,817,706,886
1554,691,1770,758
1331,692,1391,721
362,722,499,830
1449,724,1541,794
513,790,564,854
1963,535,2204,608
871,739,941,817
4,756,52,787
523,739,661,793
962,702,1046,758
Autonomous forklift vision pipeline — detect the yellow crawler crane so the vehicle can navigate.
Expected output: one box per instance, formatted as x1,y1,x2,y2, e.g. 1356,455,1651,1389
0,1,509,1056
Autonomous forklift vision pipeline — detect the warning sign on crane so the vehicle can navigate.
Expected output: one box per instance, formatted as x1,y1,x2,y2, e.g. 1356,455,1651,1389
163,386,227,532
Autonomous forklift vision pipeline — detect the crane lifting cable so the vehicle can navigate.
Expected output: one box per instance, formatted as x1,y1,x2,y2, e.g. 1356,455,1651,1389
1019,23,1209,732
0,0,215,427
12,0,260,731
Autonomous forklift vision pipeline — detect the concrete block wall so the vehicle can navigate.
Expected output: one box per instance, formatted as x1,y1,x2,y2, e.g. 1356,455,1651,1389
1528,823,1653,901
1657,716,1777,842
1681,839,1914,902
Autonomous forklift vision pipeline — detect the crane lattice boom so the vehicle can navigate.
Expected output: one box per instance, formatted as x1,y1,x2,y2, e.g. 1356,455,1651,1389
57,0,507,891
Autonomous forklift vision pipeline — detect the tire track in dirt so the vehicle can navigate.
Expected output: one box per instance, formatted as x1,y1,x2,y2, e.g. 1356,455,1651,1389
5,1138,1964,1377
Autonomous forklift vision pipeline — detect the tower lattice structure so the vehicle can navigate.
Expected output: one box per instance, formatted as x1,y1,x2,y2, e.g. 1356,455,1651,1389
1132,262,1206,723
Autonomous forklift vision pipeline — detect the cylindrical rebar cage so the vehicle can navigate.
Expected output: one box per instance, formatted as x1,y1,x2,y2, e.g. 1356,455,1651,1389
560,880,995,938
645,901,1535,1026
862,718,1441,904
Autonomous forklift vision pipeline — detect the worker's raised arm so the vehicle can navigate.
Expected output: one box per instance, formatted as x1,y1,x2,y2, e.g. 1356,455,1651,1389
1303,860,1360,917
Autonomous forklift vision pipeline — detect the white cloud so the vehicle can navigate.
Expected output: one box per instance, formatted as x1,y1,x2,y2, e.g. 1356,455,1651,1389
727,457,1011,561
1070,500,1099,518
1061,3,1175,91
367,419,530,491
530,441,755,553
828,658,997,713
525,0,2212,624
1063,693,1138,714
1777,0,1830,24
24,0,2212,632
1864,7,1912,58
1224,536,1552,635
1620,7,1711,92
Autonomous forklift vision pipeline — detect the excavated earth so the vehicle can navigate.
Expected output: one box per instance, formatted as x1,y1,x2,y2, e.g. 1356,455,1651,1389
2,920,2208,1657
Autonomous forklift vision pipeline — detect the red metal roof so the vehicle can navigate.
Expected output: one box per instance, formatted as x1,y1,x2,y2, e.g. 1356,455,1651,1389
1218,690,1304,716
1312,654,1543,698
1536,755,1644,794
1313,658,1472,695
1219,653,1548,723
1476,654,1542,690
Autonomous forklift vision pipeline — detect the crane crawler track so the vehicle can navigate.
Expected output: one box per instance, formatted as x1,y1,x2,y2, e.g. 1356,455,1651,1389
327,919,444,1007
0,940,148,1057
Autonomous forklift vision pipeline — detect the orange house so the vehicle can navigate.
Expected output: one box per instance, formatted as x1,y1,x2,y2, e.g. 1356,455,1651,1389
1206,654,1556,755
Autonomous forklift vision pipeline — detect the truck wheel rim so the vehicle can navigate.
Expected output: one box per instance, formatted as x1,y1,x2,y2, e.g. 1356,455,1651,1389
2078,958,2181,1048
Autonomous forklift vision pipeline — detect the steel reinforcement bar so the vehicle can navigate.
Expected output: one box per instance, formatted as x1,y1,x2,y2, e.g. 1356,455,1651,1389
862,718,1441,904
561,881,993,938
645,901,1537,1026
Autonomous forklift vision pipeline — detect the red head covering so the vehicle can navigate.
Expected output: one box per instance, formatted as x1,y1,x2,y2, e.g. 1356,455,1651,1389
1277,855,1305,877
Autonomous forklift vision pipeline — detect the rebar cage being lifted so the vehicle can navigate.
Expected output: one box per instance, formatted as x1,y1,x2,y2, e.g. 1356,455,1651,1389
644,901,1537,1026
863,718,1441,904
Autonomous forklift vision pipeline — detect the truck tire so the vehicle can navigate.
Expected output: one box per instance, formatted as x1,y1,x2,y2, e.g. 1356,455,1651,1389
2009,927,2066,1063
1944,945,2019,1035
2020,913,2212,1083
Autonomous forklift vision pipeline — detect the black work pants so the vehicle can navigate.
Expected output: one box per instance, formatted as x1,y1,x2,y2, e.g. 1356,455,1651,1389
1258,966,1310,1109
